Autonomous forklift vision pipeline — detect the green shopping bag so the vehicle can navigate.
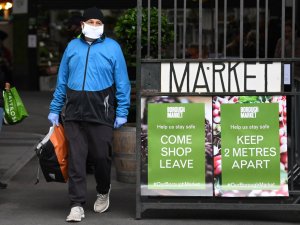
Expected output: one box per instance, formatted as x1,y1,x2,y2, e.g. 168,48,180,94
3,87,28,125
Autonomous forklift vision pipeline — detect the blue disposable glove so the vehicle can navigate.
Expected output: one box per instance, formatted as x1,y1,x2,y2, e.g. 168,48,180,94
48,113,59,126
114,117,127,129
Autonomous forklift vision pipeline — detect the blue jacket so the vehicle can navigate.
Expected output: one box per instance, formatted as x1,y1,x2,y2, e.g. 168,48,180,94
49,35,131,126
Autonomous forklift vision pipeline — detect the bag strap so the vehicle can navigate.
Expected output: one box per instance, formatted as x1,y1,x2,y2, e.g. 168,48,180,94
34,163,40,185
36,126,55,150
34,139,43,185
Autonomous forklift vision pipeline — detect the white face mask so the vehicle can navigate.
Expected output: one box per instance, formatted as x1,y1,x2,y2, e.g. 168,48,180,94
82,22,104,39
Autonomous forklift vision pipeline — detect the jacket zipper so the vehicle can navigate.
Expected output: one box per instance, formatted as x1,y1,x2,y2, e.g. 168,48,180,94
80,44,91,120
82,45,91,90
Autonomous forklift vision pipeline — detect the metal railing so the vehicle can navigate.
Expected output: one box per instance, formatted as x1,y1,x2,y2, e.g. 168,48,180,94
139,0,299,60
136,0,300,218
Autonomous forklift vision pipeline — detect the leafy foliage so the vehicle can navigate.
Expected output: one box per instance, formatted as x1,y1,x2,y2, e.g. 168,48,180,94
238,96,273,103
114,8,174,64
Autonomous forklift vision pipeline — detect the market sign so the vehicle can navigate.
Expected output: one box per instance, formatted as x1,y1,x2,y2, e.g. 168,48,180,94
147,103,206,191
161,62,282,93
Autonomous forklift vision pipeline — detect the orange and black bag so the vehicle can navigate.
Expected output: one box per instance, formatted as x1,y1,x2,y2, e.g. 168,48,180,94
35,124,68,183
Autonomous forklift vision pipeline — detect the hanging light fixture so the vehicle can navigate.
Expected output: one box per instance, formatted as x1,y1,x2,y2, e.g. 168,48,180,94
0,0,13,20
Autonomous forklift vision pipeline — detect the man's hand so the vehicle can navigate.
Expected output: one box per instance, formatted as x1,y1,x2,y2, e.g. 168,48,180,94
114,117,127,129
48,113,59,126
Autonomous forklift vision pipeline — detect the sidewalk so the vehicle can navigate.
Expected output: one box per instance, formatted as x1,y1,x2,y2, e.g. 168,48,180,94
0,91,138,225
0,91,52,184
0,132,43,184
0,91,300,225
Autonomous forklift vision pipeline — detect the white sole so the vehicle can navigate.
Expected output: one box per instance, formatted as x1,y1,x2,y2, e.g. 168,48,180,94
66,214,85,222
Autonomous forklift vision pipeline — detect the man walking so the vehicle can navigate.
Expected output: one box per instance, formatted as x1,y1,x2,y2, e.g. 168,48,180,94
48,7,130,222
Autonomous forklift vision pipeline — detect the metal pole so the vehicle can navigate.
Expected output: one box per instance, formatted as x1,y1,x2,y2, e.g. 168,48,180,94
223,0,227,58
136,0,142,219
265,0,268,58
199,0,203,59
183,0,187,59
292,0,296,58
147,0,150,58
281,0,285,58
174,0,177,59
215,0,218,58
240,0,244,58
158,0,162,59
256,0,260,58
292,0,297,192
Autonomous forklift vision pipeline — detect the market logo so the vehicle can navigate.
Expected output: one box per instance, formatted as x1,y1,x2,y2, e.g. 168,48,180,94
240,106,259,118
167,106,185,118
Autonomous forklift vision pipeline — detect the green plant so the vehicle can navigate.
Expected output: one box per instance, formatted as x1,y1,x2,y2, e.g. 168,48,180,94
114,8,174,65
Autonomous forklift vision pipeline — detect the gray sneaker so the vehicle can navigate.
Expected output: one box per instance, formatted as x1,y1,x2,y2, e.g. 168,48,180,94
94,190,110,213
66,206,85,222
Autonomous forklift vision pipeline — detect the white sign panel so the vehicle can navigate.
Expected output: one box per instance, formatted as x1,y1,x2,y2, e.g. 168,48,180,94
284,64,291,85
13,0,28,14
28,35,37,48
161,62,282,93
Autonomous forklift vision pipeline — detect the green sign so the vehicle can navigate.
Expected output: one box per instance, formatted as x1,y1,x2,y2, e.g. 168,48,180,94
221,103,280,190
148,103,206,189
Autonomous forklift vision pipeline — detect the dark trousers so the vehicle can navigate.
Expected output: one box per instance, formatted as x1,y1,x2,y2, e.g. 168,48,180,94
64,121,113,206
